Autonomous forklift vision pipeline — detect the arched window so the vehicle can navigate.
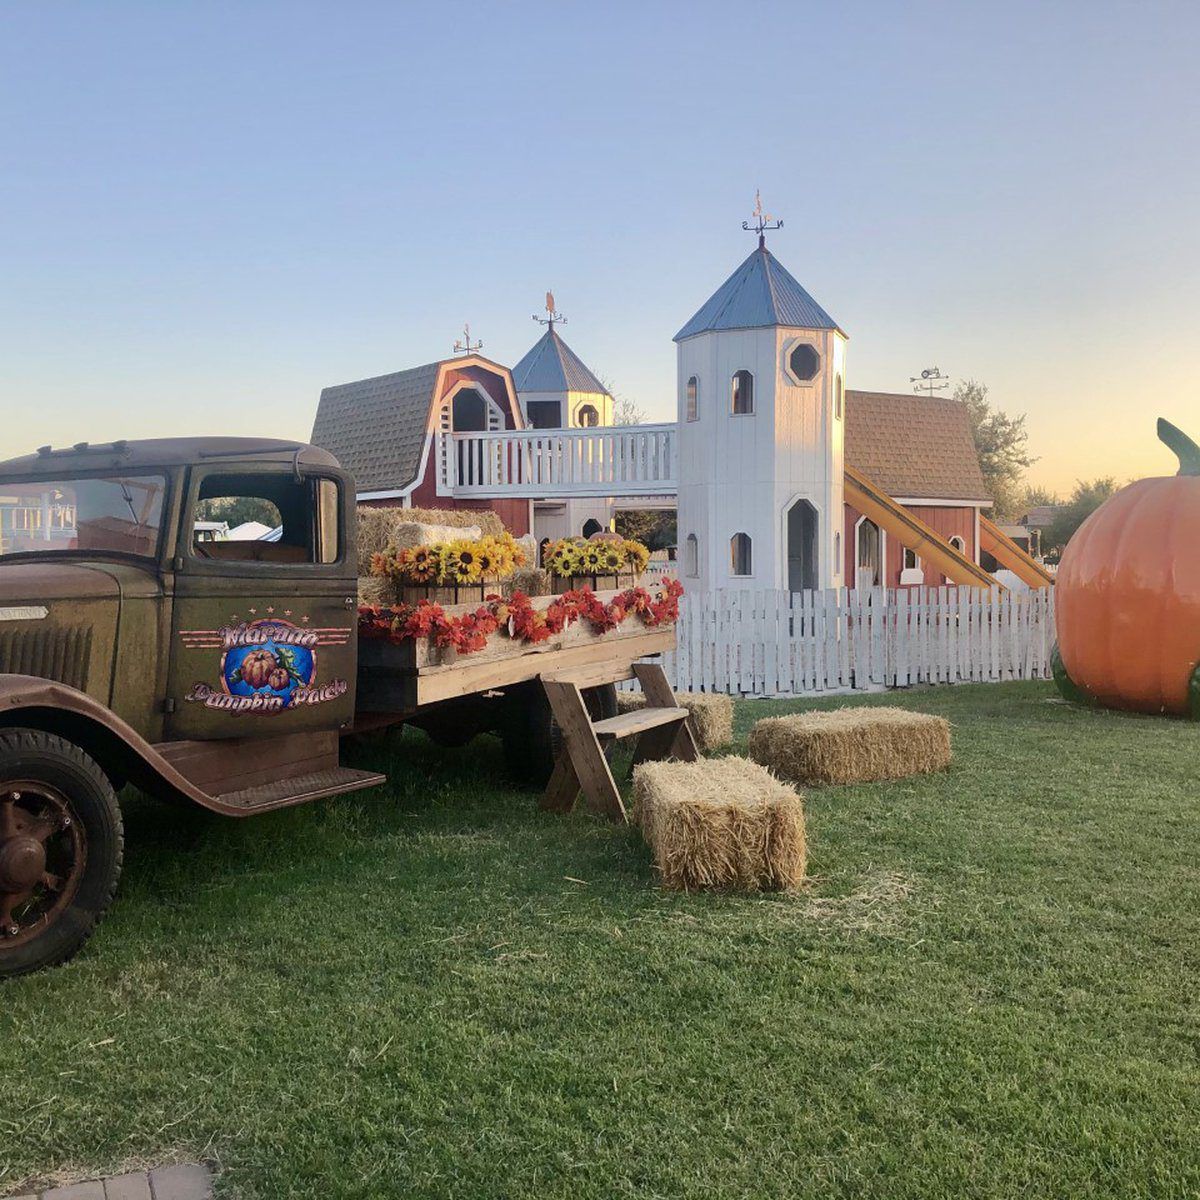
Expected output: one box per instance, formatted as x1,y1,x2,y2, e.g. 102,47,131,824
834,373,844,420
856,517,882,587
577,404,599,428
730,532,752,576
685,533,699,578
582,518,603,538
686,376,699,422
948,535,966,554
903,547,920,571
731,370,754,415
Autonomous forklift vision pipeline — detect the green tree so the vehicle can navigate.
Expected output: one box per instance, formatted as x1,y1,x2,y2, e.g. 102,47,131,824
1044,477,1119,553
1020,484,1061,512
954,380,1036,519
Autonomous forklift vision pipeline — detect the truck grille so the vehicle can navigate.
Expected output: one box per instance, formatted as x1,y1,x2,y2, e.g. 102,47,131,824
0,626,93,690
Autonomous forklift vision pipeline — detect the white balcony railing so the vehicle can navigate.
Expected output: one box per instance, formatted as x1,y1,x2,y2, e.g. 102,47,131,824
437,424,678,499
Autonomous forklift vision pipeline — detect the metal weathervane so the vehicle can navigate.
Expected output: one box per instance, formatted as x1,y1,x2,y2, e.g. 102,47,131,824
533,291,566,330
910,367,951,397
453,324,483,356
743,189,783,248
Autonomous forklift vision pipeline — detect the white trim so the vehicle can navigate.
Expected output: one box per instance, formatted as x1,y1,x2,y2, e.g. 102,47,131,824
357,487,413,502
781,336,821,387
853,513,886,589
974,507,981,564
893,497,991,508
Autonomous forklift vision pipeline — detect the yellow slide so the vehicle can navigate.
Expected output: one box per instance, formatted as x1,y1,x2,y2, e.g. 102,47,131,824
978,514,1054,589
844,464,1004,590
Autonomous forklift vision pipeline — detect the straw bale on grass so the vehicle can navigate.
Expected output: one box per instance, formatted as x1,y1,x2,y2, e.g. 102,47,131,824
632,757,806,892
748,706,951,786
618,690,733,752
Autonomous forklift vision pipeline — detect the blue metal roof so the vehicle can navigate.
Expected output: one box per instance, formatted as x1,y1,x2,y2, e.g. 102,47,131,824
674,244,844,341
512,328,609,395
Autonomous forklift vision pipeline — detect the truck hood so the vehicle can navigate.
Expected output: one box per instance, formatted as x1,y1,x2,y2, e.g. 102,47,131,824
0,554,163,609
0,559,141,608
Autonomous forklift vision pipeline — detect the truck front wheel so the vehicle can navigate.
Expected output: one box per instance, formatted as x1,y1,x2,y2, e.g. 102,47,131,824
0,729,124,979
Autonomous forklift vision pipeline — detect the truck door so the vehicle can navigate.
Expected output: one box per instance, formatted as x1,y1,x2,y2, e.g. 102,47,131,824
165,465,357,740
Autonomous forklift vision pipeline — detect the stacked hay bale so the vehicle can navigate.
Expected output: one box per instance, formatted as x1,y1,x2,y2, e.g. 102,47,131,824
748,706,951,785
632,757,806,892
617,690,733,753
356,506,528,606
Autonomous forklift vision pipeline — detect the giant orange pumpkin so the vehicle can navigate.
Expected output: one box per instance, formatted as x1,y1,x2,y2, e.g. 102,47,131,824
1054,418,1200,717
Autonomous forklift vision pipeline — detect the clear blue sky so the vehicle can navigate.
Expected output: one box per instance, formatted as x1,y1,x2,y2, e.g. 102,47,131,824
2,1,1198,492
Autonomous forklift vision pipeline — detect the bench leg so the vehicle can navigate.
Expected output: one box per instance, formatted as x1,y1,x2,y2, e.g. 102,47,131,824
541,679,627,822
632,662,700,762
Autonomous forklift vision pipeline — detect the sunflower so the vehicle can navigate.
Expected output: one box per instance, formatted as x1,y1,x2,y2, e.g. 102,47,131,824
443,540,482,584
623,539,651,574
600,544,625,573
474,536,499,578
579,544,605,573
405,545,441,585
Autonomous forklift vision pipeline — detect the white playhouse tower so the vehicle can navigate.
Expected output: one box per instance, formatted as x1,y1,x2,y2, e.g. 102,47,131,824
674,218,847,596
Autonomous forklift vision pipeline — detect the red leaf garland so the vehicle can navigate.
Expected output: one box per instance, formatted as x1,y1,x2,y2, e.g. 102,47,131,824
358,579,683,655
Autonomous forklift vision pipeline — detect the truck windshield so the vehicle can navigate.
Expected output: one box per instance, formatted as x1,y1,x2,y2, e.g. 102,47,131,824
0,474,166,559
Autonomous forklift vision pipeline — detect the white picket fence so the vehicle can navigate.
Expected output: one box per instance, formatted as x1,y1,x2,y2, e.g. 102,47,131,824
641,586,1055,697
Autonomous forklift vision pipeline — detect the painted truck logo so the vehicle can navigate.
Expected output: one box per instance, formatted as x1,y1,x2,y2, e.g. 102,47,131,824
181,613,349,715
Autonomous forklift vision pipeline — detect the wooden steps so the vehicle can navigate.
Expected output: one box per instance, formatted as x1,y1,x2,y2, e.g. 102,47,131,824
540,662,698,823
592,706,689,740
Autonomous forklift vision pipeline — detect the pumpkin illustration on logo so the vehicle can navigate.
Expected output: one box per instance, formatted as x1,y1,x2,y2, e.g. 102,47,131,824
221,620,317,708
1054,418,1200,718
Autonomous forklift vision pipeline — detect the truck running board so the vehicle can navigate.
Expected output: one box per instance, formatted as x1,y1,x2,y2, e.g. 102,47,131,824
217,767,386,814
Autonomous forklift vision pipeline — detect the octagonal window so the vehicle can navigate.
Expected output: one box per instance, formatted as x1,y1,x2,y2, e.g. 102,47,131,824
788,343,820,382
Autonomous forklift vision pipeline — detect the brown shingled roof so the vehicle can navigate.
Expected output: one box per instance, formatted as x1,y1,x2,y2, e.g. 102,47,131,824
844,390,991,503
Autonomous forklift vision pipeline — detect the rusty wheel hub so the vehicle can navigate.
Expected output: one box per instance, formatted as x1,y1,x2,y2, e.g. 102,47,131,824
0,785,84,946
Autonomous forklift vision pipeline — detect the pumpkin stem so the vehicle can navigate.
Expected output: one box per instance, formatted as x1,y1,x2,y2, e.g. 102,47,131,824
1158,418,1200,476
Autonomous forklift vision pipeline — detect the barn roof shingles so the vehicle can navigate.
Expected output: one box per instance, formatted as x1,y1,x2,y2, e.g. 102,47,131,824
310,360,441,493
845,391,990,503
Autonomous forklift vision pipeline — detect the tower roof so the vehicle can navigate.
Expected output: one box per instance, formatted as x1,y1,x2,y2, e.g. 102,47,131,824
674,244,844,342
512,327,609,395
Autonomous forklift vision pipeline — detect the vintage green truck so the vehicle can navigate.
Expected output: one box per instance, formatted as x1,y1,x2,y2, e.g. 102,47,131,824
0,437,674,977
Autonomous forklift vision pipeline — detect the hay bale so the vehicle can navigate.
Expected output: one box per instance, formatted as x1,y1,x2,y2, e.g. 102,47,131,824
747,706,951,786
506,566,552,597
357,575,396,607
617,690,733,753
405,506,505,538
633,757,806,892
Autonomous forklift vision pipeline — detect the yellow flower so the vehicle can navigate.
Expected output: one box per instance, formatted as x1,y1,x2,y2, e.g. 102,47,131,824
405,545,441,584
600,544,625,573
443,539,482,584
623,539,650,574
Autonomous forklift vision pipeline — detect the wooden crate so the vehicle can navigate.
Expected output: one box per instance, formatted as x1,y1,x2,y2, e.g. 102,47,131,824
356,589,675,712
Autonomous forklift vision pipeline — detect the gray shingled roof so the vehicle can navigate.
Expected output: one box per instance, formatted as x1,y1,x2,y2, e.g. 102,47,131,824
310,361,441,493
845,391,991,503
512,328,609,395
674,245,843,341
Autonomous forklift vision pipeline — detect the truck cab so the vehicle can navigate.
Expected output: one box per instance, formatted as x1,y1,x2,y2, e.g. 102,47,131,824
0,438,384,977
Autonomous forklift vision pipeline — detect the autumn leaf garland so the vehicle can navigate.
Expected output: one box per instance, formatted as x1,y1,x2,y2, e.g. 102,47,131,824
358,579,684,655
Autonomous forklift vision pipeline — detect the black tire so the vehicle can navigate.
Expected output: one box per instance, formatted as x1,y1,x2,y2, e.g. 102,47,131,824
0,729,124,979
500,682,618,786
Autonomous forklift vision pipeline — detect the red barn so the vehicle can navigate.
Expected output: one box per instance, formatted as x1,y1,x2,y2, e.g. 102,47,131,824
843,390,991,588
310,353,533,536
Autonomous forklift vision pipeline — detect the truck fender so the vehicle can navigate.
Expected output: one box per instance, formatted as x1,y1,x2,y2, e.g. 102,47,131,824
0,673,239,815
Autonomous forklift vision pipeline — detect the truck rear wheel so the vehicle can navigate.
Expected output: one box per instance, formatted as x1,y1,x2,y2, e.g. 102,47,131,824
501,682,618,786
0,729,123,979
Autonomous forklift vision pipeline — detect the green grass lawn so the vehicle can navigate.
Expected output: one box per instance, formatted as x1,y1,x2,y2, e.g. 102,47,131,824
3,681,1200,1199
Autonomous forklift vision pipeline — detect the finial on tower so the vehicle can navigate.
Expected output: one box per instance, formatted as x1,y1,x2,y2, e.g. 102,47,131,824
533,290,567,330
742,189,783,249
454,323,483,356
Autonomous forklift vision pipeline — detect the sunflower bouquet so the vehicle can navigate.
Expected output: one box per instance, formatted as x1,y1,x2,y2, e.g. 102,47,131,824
371,531,527,598
543,535,651,591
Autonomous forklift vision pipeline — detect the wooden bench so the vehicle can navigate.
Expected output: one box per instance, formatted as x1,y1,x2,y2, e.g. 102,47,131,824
540,661,699,823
